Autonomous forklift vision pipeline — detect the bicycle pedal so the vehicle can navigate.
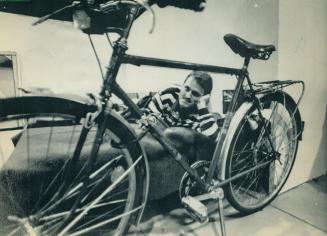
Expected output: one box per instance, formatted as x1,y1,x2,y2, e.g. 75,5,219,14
182,196,208,223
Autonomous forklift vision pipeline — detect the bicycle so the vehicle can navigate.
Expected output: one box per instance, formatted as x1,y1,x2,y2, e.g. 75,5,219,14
0,0,304,235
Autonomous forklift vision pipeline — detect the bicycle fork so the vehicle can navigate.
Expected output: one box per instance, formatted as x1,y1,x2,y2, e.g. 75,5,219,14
56,107,106,235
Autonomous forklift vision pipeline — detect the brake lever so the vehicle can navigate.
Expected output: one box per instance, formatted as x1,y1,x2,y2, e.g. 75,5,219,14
32,1,81,26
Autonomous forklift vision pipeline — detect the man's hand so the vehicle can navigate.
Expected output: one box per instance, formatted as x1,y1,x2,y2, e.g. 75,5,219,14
197,94,210,110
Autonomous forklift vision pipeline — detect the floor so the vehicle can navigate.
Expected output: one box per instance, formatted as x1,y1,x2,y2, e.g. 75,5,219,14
0,131,326,236
128,175,327,236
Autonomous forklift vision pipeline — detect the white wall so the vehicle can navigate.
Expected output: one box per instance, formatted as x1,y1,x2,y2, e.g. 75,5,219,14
0,0,278,114
278,0,327,190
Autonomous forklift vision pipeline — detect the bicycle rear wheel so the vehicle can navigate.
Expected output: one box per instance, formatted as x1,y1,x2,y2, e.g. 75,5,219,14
0,97,147,235
224,92,301,213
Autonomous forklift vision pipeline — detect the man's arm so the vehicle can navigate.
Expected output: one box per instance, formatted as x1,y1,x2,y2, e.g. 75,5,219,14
196,109,219,140
194,95,220,140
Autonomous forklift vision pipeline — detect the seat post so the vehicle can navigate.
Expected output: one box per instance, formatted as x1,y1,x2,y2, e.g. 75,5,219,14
243,56,251,70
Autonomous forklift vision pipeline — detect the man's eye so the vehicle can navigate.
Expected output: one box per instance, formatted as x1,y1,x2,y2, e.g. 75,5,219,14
192,91,201,97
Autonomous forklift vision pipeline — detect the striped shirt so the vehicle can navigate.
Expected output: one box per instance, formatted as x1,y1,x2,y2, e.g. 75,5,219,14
145,85,219,140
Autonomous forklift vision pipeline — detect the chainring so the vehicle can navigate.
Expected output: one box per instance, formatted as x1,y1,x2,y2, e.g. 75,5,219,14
179,160,215,200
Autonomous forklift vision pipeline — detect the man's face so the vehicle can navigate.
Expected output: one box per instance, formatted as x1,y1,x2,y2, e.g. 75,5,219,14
178,77,205,110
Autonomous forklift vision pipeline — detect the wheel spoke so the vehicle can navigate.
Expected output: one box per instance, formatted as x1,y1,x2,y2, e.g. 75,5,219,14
7,226,22,236
58,155,142,236
68,205,144,236
73,203,125,231
35,156,127,220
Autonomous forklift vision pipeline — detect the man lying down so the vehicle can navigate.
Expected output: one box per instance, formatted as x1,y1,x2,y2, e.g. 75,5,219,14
14,70,219,160
130,70,220,163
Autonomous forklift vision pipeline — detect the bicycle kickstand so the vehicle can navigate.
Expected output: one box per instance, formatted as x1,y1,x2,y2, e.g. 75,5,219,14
217,187,227,236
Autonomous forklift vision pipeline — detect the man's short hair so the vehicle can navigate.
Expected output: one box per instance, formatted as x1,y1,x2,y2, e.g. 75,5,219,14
184,70,213,95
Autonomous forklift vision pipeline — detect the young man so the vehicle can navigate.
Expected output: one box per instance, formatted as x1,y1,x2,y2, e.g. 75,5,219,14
142,70,219,162
147,71,219,138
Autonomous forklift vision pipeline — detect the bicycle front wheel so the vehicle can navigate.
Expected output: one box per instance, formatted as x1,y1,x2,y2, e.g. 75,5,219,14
224,92,301,213
0,97,147,235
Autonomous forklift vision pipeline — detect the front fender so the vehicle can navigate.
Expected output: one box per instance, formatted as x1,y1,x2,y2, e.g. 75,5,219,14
0,94,97,121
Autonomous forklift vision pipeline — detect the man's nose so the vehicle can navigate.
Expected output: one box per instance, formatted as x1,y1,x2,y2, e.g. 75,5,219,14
184,91,192,98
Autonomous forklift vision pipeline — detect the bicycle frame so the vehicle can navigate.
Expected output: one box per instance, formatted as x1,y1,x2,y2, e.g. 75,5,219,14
84,5,280,195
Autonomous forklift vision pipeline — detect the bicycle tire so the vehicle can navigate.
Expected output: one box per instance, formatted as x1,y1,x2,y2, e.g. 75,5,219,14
223,92,301,213
0,96,148,235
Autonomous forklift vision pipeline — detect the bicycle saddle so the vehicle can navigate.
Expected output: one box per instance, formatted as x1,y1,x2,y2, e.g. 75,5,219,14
224,34,275,60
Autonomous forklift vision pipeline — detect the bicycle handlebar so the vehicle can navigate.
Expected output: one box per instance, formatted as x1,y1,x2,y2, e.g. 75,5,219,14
98,0,206,12
32,0,206,27
99,0,138,12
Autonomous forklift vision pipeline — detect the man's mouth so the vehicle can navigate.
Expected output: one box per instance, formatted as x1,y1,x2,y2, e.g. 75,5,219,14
180,98,191,105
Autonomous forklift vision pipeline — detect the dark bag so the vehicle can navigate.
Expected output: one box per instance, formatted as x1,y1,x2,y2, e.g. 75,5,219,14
136,94,153,108
121,93,154,121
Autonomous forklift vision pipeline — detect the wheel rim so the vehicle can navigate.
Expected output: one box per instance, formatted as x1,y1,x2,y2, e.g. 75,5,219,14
0,116,137,235
227,99,298,210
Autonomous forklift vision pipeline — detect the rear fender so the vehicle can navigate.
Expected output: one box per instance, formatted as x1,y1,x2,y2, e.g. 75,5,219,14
218,91,303,181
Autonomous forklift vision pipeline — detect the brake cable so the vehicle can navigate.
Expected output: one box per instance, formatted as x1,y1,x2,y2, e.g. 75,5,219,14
32,1,81,25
